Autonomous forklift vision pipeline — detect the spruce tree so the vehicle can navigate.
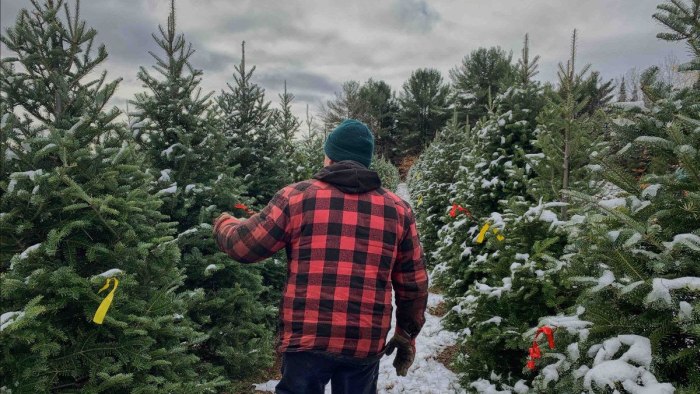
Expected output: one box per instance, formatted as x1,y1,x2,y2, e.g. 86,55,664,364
130,2,276,379
530,30,608,220
217,42,290,205
654,0,700,84
0,1,223,391
290,105,324,182
275,81,300,158
527,4,700,391
619,75,628,102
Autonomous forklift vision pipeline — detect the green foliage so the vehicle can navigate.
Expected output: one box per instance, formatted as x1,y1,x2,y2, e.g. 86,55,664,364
450,46,517,127
397,68,452,155
653,0,700,78
290,109,325,182
444,198,572,388
359,80,400,161
529,30,608,219
408,113,473,266
129,3,276,380
370,155,400,192
217,42,291,205
525,17,700,392
0,1,225,391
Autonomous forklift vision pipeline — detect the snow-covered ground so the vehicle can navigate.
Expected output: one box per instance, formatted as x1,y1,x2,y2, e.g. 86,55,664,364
254,183,464,393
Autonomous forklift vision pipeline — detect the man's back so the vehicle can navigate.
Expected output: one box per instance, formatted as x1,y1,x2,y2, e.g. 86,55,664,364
214,160,429,359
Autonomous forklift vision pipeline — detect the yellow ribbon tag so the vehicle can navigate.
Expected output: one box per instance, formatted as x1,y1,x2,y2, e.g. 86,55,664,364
417,195,424,206
93,278,118,325
492,228,506,242
476,223,491,244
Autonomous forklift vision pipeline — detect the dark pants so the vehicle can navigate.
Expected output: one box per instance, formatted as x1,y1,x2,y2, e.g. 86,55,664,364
275,351,380,394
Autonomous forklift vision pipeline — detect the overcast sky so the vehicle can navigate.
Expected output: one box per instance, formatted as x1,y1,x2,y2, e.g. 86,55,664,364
1,0,692,123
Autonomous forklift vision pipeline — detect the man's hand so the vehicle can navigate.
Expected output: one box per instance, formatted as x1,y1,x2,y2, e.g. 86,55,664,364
384,330,416,376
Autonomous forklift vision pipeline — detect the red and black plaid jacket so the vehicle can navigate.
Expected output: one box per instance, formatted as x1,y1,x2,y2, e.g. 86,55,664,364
213,161,428,358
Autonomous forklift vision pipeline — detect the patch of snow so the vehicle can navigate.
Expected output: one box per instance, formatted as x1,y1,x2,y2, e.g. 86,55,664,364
94,269,123,278
641,184,661,199
480,316,503,326
678,301,692,320
621,281,644,294
582,335,674,393
512,380,529,393
591,270,616,292
159,169,172,182
19,243,42,260
599,198,627,210
469,379,510,394
646,277,700,305
204,264,220,274
623,233,643,248
662,233,700,252
66,117,86,135
0,311,25,331
157,184,177,195
608,230,621,242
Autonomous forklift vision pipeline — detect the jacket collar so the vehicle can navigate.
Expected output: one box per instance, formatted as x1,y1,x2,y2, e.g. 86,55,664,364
312,160,382,194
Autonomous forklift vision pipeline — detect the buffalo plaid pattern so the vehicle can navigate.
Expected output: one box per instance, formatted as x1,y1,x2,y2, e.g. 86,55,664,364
213,179,429,358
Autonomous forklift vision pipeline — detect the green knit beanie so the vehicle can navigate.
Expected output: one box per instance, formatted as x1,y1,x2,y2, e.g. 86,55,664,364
324,119,374,168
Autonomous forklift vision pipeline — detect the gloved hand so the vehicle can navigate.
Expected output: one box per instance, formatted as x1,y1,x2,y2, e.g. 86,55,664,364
384,329,416,376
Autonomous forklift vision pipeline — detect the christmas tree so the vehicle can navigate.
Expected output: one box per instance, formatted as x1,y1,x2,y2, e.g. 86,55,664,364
0,1,224,391
528,3,700,388
217,42,291,205
129,1,276,379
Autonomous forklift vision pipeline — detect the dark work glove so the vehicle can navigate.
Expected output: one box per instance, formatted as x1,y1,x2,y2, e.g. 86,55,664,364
384,330,416,376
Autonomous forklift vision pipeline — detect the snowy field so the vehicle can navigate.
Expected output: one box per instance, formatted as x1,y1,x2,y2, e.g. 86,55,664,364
254,184,464,393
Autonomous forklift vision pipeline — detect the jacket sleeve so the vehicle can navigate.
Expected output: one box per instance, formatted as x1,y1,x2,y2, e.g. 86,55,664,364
391,204,429,340
213,189,290,263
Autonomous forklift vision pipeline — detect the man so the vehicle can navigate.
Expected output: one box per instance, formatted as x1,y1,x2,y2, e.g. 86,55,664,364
213,119,428,394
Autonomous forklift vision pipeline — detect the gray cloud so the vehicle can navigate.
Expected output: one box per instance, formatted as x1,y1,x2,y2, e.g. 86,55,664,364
393,0,441,33
1,0,692,124
256,70,339,95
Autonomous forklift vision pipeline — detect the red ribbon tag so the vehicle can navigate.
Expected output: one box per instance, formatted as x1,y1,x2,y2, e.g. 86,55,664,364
450,203,475,220
234,203,256,217
537,326,555,349
526,325,556,371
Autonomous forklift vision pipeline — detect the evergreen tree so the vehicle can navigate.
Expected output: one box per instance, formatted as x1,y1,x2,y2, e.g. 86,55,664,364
530,30,607,220
217,41,290,205
358,79,400,160
654,0,700,84
320,80,367,132
408,111,474,267
397,68,451,155
130,2,276,380
0,1,223,391
275,80,301,158
290,105,324,182
450,46,517,127
370,154,400,192
619,75,628,102
530,86,699,394
527,5,700,391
